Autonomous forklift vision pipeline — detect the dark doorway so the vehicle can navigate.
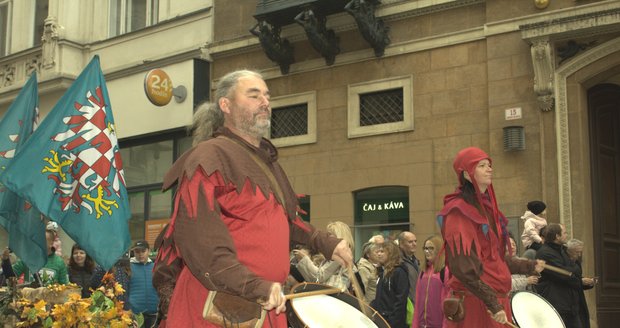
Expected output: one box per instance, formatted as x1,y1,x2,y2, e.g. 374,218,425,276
588,83,620,326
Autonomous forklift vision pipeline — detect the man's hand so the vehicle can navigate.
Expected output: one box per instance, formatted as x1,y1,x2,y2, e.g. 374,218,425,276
582,277,596,286
488,309,508,324
526,275,539,285
331,240,353,267
534,259,546,273
259,283,286,314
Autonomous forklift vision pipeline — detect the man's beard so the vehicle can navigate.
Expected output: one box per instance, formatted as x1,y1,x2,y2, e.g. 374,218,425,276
239,110,271,138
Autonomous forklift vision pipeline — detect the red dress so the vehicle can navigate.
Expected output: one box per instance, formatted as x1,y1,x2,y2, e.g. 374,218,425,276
439,195,514,328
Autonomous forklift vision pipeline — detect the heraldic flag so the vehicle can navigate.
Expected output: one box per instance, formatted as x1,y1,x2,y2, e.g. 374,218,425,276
0,73,48,272
0,56,131,270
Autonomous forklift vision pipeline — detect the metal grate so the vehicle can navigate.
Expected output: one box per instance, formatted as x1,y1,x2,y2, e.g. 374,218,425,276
270,103,308,138
359,88,404,126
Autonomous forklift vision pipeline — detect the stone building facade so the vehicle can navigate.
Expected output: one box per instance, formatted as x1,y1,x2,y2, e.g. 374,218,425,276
0,0,619,325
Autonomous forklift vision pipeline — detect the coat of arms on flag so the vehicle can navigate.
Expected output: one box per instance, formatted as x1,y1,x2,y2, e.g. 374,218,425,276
0,56,131,270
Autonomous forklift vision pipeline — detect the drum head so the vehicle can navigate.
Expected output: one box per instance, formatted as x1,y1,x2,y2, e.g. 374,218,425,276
511,291,565,328
288,283,389,328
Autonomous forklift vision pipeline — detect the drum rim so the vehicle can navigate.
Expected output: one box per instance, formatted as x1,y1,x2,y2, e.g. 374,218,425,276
510,290,566,328
288,282,390,328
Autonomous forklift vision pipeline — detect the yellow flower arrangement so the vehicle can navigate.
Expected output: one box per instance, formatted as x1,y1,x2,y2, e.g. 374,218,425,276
7,273,138,328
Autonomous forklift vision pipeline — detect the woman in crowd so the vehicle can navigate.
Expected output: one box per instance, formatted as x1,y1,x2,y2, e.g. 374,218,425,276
294,221,354,289
507,235,538,293
357,241,384,303
371,241,409,328
412,235,449,328
437,147,544,327
68,244,97,298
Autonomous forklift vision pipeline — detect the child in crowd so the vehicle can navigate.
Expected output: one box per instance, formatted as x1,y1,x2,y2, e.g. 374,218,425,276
520,200,548,251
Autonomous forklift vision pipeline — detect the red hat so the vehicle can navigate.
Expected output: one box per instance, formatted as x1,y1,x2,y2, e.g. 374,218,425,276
453,146,491,185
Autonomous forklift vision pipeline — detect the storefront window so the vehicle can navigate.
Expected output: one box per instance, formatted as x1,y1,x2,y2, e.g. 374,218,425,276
120,140,173,188
120,132,190,247
353,186,410,259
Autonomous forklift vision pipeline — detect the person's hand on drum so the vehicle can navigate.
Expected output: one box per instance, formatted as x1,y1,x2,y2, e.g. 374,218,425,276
260,283,286,314
526,275,539,285
488,309,508,324
331,240,353,267
534,259,545,273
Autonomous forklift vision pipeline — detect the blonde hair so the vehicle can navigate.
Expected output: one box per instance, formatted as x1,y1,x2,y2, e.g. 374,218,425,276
421,235,445,273
326,221,354,250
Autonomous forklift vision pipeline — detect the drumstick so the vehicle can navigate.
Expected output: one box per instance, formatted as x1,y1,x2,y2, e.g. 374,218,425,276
543,263,572,277
284,287,344,300
347,265,370,318
505,322,518,328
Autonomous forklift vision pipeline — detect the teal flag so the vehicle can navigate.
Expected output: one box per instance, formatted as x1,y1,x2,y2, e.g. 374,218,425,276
0,56,130,270
0,73,48,273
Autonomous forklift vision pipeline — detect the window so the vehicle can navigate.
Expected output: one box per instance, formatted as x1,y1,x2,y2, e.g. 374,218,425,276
33,0,48,47
109,0,158,37
119,130,191,247
353,186,411,259
268,91,317,148
348,75,413,138
0,0,10,56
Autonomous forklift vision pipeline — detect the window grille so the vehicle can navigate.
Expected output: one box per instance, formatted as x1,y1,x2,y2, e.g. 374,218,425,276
359,88,404,126
270,103,308,138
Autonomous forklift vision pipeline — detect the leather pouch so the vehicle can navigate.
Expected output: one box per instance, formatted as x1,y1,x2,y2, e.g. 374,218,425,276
202,291,266,328
442,294,465,322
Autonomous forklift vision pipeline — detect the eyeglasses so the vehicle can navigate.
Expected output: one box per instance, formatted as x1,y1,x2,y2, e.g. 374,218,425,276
423,247,435,252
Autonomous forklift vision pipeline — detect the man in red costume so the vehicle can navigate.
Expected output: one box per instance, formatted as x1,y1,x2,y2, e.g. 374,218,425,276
437,147,544,327
152,70,352,327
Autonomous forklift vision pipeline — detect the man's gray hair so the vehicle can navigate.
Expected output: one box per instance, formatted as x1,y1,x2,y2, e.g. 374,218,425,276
190,70,264,145
566,238,584,250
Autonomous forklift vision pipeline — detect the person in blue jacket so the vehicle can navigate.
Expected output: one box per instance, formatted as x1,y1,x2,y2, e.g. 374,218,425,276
129,240,159,328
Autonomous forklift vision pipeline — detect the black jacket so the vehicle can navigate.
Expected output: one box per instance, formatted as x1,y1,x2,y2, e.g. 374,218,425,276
371,264,410,328
535,242,582,313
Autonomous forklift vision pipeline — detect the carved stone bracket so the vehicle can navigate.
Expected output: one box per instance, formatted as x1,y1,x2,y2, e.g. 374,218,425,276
250,21,295,74
41,16,60,69
530,38,555,112
345,0,390,57
25,55,42,77
295,9,340,65
1,64,16,87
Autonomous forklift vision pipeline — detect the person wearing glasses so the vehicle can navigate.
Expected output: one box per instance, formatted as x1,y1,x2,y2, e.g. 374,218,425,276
412,235,449,328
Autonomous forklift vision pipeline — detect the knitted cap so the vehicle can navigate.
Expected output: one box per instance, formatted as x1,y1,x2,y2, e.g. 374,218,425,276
527,201,546,215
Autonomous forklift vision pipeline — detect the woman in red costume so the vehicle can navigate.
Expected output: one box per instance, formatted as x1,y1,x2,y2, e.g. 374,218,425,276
437,147,544,327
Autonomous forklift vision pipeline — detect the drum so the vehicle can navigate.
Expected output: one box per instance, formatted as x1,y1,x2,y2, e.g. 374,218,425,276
510,291,565,328
287,282,389,328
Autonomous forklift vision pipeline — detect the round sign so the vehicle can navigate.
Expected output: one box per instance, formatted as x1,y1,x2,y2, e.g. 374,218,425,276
144,69,174,106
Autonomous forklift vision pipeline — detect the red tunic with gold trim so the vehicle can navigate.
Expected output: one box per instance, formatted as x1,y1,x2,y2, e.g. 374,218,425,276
153,128,340,327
